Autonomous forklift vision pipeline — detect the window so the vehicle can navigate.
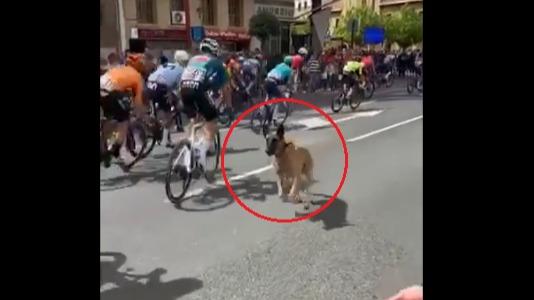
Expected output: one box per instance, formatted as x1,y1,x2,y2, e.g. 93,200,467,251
304,1,307,9
335,18,339,28
201,0,216,26
228,0,243,27
100,4,103,27
361,0,367,7
137,0,156,23
170,0,184,12
298,3,301,11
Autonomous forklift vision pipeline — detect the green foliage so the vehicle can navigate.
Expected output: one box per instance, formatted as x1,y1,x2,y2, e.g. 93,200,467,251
333,6,382,44
383,6,422,48
249,11,281,43
333,5,422,48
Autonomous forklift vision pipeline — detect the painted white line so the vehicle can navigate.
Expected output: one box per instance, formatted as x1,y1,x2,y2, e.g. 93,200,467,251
347,115,422,143
219,101,376,133
165,115,422,203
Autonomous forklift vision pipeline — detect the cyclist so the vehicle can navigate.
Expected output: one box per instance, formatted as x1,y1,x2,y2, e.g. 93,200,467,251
146,50,189,147
342,57,366,98
179,38,228,182
240,55,261,96
100,52,148,168
291,47,307,92
264,55,293,99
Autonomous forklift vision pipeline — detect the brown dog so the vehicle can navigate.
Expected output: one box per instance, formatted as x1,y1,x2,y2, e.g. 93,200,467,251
264,124,314,203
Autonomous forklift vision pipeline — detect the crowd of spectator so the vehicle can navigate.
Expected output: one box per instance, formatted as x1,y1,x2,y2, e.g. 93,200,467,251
293,46,423,93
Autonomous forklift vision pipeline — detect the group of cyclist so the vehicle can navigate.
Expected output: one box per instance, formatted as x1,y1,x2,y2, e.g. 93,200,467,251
100,38,295,177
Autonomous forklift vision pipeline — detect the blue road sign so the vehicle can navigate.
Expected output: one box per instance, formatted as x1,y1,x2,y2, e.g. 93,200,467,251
363,27,385,44
191,26,205,43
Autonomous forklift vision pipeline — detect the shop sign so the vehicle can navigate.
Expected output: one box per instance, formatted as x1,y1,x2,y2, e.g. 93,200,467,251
137,28,187,41
255,4,294,20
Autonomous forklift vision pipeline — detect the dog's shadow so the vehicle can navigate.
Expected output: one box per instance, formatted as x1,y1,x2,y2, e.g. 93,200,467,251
308,193,353,231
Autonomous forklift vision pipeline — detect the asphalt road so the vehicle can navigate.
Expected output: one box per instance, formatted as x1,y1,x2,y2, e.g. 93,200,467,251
100,80,422,300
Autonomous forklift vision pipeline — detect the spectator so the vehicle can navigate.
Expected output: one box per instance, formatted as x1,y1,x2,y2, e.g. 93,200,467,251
307,54,321,92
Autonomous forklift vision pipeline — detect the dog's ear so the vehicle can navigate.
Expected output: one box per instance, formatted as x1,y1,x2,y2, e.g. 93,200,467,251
276,124,285,138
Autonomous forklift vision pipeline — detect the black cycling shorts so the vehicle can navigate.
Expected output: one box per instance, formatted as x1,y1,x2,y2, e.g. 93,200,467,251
100,91,131,122
342,74,357,87
148,83,172,112
180,87,217,122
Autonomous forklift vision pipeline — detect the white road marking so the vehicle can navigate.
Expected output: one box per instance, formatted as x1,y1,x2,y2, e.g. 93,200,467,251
219,101,377,133
165,115,422,203
347,115,423,143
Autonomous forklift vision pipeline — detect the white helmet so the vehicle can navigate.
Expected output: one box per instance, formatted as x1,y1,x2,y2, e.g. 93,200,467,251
174,50,190,65
199,38,220,56
298,47,308,56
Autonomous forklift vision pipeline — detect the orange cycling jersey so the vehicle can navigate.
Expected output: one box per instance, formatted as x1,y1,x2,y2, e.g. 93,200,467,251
102,65,144,106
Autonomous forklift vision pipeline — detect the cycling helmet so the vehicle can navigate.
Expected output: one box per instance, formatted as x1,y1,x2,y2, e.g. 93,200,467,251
199,38,219,56
174,50,190,65
125,53,146,73
283,55,293,66
298,47,308,56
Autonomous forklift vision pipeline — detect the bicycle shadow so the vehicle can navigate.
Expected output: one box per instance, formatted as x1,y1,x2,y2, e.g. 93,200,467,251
100,252,203,300
225,147,259,155
308,193,353,231
175,175,278,212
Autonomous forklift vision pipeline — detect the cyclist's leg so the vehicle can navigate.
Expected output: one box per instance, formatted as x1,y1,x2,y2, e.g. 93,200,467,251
195,91,218,182
101,92,130,159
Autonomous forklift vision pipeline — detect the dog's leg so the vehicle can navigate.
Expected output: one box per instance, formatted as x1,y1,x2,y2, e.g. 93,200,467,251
289,175,302,204
277,177,284,197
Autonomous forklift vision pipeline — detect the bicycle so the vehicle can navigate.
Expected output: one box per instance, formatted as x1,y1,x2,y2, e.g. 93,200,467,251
249,85,291,135
100,90,150,170
164,93,221,204
407,71,423,94
331,79,364,113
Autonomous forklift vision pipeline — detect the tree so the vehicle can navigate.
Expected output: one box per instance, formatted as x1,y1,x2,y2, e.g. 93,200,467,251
383,6,422,48
333,6,382,45
249,11,281,52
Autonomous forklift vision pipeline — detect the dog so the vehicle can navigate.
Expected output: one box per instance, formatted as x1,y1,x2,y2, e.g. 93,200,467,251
264,124,314,204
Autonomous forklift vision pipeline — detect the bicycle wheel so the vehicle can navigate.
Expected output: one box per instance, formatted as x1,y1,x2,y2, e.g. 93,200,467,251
124,121,148,169
385,73,394,88
205,132,221,179
363,81,375,99
250,106,266,134
127,119,158,159
217,102,232,127
272,102,290,126
349,88,363,111
407,78,414,94
331,93,344,113
165,140,193,204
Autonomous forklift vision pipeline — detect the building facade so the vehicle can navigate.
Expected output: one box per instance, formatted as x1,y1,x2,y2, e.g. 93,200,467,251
379,0,422,15
253,0,294,55
100,0,121,59
101,0,256,59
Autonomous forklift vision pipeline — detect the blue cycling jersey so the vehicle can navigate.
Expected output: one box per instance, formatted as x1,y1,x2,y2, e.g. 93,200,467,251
147,63,184,91
180,54,228,91
267,63,292,85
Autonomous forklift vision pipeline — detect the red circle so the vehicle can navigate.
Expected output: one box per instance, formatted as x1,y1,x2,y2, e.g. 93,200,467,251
221,98,349,223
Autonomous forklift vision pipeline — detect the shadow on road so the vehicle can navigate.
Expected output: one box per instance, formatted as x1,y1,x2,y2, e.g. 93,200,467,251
309,193,353,230
100,252,203,300
225,147,259,154
176,175,278,212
